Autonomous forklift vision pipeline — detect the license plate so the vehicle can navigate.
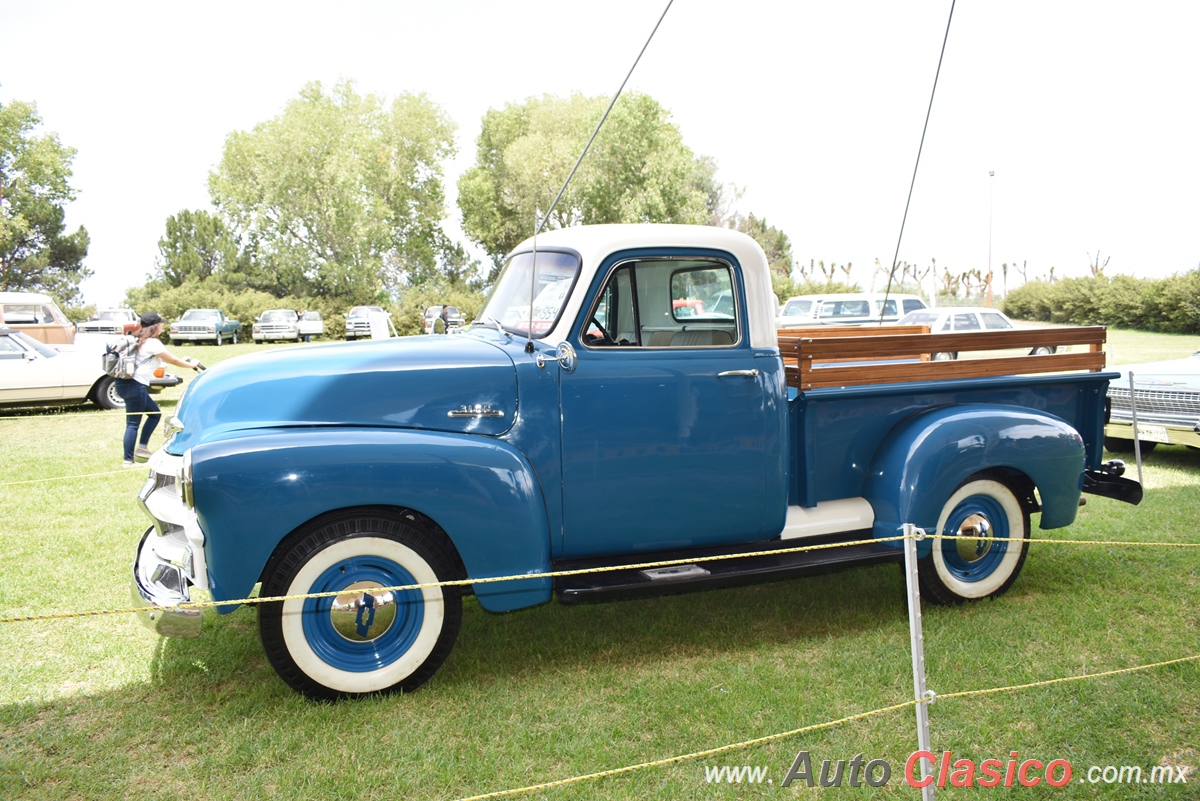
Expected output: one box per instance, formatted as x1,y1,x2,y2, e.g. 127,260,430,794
1136,424,1171,444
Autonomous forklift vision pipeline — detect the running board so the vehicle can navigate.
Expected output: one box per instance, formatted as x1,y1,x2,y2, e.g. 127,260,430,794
554,534,900,604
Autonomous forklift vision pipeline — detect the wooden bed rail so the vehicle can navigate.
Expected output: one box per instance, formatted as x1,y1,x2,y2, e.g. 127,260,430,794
777,325,1107,390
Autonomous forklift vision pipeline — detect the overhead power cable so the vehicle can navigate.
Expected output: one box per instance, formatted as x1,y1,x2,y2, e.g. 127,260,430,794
881,0,957,321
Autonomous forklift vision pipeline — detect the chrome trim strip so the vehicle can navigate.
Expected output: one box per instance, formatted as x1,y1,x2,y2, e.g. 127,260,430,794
447,404,505,419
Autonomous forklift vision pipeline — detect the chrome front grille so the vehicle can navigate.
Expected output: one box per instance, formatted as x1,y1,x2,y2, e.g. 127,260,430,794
175,325,212,333
1108,386,1200,426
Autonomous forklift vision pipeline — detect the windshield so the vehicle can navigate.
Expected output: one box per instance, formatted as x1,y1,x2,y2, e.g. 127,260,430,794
348,306,382,318
182,310,220,320
96,310,131,321
261,310,297,322
9,330,58,358
480,250,580,337
782,300,813,317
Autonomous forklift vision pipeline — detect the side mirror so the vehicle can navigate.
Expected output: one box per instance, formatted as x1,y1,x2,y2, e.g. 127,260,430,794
23,351,37,361
535,341,577,373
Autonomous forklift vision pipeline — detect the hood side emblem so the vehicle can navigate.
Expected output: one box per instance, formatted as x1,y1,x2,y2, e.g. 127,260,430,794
448,404,505,419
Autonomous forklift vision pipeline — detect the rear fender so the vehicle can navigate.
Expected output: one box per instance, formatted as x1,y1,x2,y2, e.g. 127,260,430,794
864,404,1086,556
190,428,552,613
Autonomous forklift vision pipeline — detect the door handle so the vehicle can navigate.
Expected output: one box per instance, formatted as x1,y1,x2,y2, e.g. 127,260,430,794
717,369,759,378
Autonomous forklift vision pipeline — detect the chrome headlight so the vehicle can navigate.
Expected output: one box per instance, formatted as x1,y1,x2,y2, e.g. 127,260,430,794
180,449,195,509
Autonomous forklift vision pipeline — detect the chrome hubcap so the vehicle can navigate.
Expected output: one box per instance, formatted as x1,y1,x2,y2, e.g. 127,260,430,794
955,514,993,562
329,580,398,642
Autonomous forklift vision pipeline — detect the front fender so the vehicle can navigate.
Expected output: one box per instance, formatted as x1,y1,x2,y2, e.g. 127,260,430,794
190,428,552,613
864,404,1086,555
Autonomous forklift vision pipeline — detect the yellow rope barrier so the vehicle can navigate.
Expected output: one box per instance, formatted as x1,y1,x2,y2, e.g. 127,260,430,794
451,653,1200,801
0,535,910,624
2,531,1197,625
935,653,1200,702
0,469,139,486
453,700,919,801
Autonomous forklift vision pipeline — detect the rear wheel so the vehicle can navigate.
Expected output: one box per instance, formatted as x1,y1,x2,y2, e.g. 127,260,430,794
919,474,1030,605
931,351,957,361
93,376,124,410
259,509,463,700
231,330,239,344
1029,346,1054,356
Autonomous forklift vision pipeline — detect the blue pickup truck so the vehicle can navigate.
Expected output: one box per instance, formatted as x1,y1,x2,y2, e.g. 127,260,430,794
131,224,1139,699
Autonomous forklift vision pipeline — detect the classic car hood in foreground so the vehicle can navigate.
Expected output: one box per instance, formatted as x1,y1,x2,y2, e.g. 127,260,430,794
167,335,517,453
1108,352,1200,389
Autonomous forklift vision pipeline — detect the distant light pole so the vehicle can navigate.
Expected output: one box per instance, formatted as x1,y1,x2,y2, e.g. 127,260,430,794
987,170,995,307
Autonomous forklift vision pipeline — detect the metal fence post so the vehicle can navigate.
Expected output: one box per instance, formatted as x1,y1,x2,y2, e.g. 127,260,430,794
1128,371,1144,489
903,523,935,800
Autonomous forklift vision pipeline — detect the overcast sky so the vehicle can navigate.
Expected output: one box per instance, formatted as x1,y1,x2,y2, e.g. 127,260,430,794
2,0,1197,306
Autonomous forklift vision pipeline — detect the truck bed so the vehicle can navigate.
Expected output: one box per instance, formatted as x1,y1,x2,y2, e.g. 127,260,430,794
779,326,1112,508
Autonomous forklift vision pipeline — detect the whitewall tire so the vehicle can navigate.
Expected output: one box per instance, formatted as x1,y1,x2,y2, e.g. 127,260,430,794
258,510,463,699
919,475,1030,605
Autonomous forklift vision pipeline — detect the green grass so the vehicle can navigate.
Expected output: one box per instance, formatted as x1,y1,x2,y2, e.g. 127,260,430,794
1,330,1198,799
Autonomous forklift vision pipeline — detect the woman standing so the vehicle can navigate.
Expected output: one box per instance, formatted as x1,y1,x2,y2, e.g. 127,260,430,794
116,312,201,467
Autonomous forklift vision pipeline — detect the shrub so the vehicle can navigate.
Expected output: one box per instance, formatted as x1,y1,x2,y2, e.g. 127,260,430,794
1002,269,1200,333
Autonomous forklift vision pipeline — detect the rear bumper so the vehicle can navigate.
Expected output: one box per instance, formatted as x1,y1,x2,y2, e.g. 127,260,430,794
1105,420,1200,448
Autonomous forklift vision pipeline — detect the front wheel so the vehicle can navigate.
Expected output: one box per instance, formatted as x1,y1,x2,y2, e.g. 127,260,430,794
931,351,957,361
1029,346,1055,356
215,332,223,346
258,509,463,700
93,376,125,410
919,474,1030,605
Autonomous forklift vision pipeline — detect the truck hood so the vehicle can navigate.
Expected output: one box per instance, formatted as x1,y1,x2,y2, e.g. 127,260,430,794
166,335,517,453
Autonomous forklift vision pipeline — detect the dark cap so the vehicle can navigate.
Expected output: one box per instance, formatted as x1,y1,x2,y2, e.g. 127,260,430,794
139,312,164,327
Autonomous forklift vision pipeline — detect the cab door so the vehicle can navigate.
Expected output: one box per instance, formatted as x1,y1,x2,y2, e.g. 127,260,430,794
558,255,775,559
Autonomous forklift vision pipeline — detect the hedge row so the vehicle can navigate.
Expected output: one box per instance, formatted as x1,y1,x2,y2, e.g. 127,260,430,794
1002,270,1200,334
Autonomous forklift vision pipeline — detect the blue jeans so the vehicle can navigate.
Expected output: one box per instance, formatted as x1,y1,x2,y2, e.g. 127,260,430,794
115,379,160,461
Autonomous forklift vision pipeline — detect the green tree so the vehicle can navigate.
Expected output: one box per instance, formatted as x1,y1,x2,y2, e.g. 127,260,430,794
209,80,457,304
0,98,90,302
155,209,240,287
732,213,793,279
458,93,715,279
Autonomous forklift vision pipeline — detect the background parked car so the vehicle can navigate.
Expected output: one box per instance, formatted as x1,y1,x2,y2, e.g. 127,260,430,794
422,305,466,334
299,311,324,341
897,307,1057,361
0,328,180,411
254,309,297,342
1104,350,1200,453
169,309,241,345
0,291,76,345
776,292,927,329
345,306,391,339
77,308,138,335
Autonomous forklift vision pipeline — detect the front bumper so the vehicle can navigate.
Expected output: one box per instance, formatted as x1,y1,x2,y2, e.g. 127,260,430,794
170,332,217,342
129,450,207,638
131,526,203,638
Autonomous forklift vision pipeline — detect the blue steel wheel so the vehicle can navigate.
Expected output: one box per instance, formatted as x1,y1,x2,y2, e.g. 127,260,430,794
919,476,1029,605
259,510,463,700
